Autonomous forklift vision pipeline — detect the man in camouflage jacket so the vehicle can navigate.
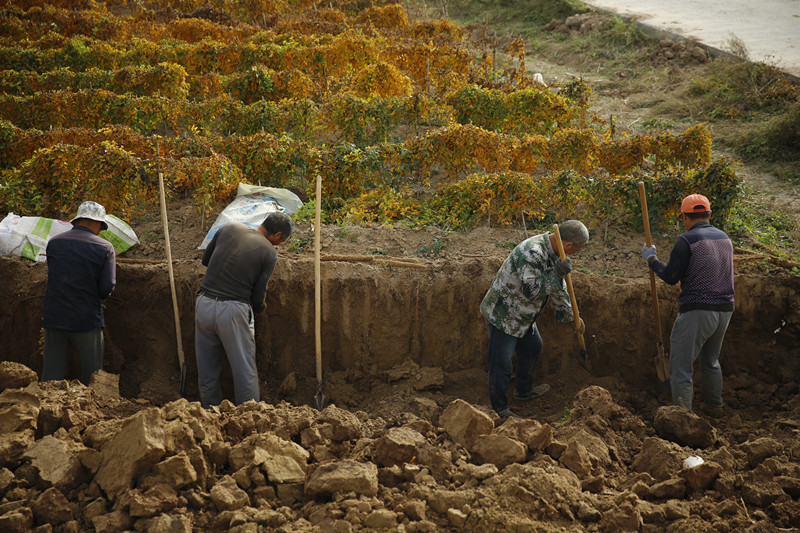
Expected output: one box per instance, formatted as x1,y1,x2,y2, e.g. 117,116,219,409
480,220,588,418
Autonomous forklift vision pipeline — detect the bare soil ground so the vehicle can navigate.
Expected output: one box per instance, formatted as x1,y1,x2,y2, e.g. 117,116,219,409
1,7,799,533
2,191,799,531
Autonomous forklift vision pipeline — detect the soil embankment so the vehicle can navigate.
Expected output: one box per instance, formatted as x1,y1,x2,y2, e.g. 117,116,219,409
1,223,799,532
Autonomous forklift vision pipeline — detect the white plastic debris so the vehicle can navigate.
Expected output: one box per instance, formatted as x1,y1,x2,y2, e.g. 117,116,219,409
683,455,704,469
0,212,139,261
198,183,303,250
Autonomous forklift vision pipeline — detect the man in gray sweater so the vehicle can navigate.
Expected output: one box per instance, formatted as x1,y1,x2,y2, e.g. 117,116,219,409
195,212,293,407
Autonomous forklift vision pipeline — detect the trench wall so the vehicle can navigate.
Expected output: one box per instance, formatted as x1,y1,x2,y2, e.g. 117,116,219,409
1,256,798,403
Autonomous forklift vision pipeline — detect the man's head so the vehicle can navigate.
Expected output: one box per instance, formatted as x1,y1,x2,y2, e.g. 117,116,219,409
558,220,589,255
261,212,294,246
680,194,711,228
70,201,108,235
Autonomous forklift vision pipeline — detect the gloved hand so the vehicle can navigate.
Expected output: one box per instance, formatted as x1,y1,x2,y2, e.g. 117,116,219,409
555,257,573,278
641,244,657,262
575,317,585,335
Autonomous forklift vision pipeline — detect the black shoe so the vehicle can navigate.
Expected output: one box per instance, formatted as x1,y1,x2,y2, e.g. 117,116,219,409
514,384,550,401
496,408,522,419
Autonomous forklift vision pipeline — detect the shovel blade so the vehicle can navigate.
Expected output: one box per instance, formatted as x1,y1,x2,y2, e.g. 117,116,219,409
575,349,591,371
314,379,327,410
655,342,671,395
179,363,187,396
655,342,669,380
575,339,601,376
314,392,327,410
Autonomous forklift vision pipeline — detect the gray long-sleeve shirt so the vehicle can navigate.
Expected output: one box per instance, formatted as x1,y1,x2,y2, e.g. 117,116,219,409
199,223,277,313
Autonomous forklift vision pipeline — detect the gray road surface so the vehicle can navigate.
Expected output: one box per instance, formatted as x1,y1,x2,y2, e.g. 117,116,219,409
585,0,800,77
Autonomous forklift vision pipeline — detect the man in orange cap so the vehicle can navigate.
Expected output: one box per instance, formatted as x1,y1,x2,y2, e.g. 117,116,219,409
641,194,734,418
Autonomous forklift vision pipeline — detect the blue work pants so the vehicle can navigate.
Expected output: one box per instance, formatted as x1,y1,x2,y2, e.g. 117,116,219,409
487,322,543,415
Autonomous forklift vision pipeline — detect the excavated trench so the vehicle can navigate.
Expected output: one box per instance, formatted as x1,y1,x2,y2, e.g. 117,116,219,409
2,255,798,417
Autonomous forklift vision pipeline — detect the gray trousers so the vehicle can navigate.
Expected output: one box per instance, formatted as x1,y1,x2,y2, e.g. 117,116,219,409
43,328,104,385
669,309,733,411
195,294,259,408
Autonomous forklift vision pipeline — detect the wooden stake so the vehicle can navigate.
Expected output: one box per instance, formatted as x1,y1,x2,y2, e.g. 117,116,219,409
314,175,324,407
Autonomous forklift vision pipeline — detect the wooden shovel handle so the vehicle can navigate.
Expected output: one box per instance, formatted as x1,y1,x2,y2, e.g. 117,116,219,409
314,175,322,384
553,224,586,350
157,147,184,371
638,182,664,344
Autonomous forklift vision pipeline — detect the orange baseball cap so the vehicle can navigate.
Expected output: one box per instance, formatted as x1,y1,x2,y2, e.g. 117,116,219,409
681,194,711,214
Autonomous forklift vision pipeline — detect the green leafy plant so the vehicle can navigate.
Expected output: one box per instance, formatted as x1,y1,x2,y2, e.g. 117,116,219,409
336,228,358,242
293,200,318,223
415,236,445,257
0,0,772,250
287,237,311,253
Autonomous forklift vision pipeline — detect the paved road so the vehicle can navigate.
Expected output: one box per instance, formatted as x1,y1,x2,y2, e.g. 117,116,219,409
585,0,800,78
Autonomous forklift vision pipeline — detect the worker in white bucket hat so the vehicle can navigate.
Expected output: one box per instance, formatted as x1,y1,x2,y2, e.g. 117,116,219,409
42,201,116,385
69,200,109,231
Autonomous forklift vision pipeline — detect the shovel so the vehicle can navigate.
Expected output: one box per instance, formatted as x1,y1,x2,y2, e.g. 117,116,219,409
552,224,590,372
313,175,327,410
637,181,670,392
157,146,186,395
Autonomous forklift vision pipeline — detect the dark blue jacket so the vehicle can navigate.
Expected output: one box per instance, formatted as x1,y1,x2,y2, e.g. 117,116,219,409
650,221,734,313
43,225,116,331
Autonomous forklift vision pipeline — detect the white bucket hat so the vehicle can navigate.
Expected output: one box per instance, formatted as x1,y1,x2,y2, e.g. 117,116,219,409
70,201,109,231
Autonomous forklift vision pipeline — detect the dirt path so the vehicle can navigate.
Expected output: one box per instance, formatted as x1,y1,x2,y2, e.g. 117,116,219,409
585,0,800,78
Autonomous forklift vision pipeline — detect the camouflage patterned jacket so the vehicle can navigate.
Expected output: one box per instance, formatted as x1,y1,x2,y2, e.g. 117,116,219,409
480,232,574,337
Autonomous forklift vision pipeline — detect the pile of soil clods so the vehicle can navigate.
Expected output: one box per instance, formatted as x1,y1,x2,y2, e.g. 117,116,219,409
0,361,798,532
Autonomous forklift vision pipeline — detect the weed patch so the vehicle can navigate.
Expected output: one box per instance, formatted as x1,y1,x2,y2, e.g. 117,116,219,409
726,196,799,259
688,50,797,116
741,101,800,164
